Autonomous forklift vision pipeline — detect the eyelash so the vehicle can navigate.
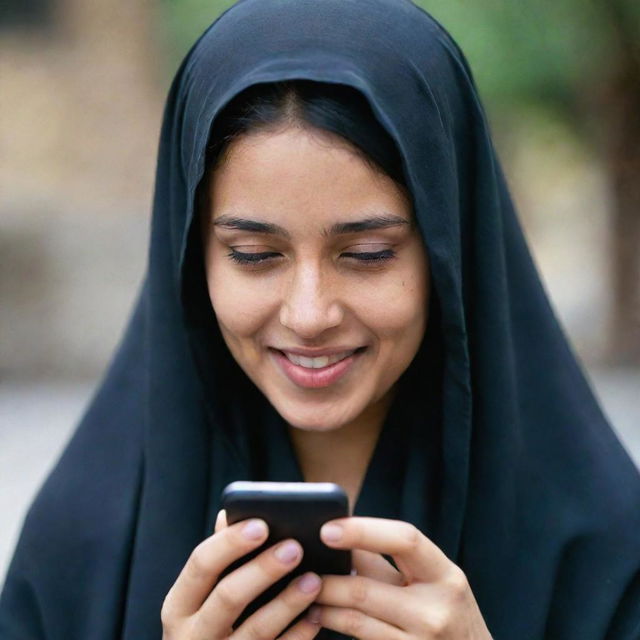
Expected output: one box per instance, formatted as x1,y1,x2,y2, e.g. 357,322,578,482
340,250,396,262
227,250,281,264
227,248,396,265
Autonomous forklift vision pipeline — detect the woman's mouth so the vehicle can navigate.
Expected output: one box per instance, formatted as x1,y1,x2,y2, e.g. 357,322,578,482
284,350,355,368
270,347,365,388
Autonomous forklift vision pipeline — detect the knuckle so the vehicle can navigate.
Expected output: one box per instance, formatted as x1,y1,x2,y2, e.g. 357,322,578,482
187,543,210,580
445,565,469,600
293,620,321,640
400,523,421,551
160,599,174,628
282,620,316,640
422,609,451,638
258,563,282,584
214,578,242,610
343,608,366,636
424,618,444,638
349,577,369,605
280,581,307,608
160,590,179,628
194,619,233,640
242,620,269,640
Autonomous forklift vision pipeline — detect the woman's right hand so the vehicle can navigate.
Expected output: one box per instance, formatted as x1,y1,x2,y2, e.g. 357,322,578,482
161,516,322,639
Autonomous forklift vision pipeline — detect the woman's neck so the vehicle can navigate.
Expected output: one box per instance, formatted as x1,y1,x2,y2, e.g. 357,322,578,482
287,393,393,511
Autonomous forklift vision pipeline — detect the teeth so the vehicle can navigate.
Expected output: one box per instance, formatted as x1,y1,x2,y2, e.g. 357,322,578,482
285,350,355,369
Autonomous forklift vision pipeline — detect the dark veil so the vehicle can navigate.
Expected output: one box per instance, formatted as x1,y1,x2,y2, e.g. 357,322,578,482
2,1,639,638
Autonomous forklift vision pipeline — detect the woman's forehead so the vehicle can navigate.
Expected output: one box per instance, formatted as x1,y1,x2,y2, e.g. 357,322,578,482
207,128,413,231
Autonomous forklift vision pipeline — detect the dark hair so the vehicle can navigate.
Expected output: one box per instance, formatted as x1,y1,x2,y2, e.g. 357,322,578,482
204,80,406,188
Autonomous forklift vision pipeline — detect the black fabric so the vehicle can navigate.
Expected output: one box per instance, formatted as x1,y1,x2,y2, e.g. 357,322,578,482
2,1,639,638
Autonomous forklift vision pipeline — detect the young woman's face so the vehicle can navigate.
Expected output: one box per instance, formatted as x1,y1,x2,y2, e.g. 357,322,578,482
203,127,429,431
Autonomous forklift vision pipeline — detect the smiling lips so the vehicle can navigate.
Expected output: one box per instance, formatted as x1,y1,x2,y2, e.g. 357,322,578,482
284,350,356,369
272,348,363,388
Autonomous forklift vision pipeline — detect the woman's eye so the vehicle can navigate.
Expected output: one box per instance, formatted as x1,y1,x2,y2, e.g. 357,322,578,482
227,249,282,265
226,247,396,267
341,249,396,263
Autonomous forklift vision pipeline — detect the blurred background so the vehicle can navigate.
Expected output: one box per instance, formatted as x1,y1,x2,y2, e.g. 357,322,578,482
1,0,639,578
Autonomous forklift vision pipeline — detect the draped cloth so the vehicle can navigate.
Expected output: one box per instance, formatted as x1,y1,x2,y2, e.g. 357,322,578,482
2,1,639,638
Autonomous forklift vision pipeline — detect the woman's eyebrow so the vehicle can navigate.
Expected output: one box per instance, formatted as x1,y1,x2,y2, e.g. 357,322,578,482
328,215,410,235
212,215,291,238
211,213,409,237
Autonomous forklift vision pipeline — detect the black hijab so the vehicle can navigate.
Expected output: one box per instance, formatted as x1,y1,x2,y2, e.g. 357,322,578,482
2,1,639,638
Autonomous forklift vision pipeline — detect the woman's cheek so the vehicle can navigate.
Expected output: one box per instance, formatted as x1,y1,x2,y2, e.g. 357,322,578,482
352,269,427,333
209,271,277,337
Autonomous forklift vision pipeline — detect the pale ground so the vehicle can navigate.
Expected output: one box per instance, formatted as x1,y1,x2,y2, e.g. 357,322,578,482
1,369,638,583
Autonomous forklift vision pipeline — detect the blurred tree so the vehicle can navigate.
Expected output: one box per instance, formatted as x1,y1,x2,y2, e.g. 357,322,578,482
421,0,640,364
160,0,234,65
160,0,640,363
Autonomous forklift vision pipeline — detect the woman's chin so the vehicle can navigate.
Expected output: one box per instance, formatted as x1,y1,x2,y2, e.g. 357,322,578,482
275,401,358,433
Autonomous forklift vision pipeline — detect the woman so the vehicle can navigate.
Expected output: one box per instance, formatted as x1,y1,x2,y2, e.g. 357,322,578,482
1,1,639,638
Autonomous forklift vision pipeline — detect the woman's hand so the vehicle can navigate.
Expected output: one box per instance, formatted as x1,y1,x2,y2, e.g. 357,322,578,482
161,512,322,639
311,517,492,639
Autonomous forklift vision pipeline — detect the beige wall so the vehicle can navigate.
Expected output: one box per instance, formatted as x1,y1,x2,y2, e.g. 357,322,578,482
1,0,162,378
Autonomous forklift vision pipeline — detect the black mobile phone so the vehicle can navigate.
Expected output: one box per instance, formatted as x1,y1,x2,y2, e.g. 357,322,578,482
221,481,351,635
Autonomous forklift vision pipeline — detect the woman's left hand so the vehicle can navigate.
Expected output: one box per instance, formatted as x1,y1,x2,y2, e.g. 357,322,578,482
311,517,492,639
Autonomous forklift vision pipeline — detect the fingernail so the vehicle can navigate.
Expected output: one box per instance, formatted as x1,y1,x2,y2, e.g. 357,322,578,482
242,519,267,540
321,523,343,542
297,572,321,593
275,541,301,563
308,605,322,624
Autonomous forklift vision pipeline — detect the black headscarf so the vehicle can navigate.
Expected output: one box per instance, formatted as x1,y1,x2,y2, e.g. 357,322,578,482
2,1,639,638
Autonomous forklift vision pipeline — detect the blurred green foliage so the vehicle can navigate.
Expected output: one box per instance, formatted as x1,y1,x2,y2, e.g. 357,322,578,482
159,0,640,116
160,0,235,68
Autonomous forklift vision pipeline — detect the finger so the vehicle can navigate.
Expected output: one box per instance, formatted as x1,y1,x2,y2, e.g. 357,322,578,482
278,615,322,640
198,539,304,632
163,518,268,618
352,549,404,585
309,605,405,640
321,517,449,582
214,509,228,533
316,574,409,627
233,572,322,640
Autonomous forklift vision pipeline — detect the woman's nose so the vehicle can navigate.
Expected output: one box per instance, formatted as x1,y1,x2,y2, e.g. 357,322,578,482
279,264,344,338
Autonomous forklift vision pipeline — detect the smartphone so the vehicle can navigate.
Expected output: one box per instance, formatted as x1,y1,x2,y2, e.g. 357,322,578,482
221,481,351,635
